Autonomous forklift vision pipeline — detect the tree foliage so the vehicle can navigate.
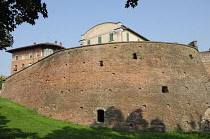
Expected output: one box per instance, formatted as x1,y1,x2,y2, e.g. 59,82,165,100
125,0,139,8
0,0,48,50
0,0,139,50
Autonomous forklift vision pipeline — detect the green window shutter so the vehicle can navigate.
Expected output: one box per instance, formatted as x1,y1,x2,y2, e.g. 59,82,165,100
109,33,114,41
87,40,90,45
138,39,140,41
127,33,129,41
98,36,102,43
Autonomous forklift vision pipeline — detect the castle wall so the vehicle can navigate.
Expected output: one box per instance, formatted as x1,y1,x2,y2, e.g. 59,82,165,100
2,42,210,131
200,51,210,75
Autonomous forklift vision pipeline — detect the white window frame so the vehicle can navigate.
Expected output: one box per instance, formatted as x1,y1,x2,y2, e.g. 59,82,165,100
22,55,25,60
29,53,33,59
15,55,18,61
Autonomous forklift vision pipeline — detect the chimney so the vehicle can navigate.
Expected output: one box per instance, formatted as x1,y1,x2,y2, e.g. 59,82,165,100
33,42,36,45
55,41,57,45
60,42,62,46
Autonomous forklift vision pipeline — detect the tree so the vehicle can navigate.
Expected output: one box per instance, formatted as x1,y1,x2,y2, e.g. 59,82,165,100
0,0,138,50
0,0,48,50
125,0,139,8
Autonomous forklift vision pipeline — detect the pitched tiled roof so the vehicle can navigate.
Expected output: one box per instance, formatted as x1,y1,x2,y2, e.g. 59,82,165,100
6,42,65,53
121,25,149,41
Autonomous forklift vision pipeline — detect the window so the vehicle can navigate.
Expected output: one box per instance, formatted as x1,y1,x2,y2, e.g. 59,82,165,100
44,49,53,56
138,39,140,41
14,65,17,71
127,32,129,41
36,53,40,57
109,33,114,41
87,40,91,45
21,64,25,69
29,53,33,58
22,55,25,60
15,55,18,60
98,36,102,44
97,110,104,122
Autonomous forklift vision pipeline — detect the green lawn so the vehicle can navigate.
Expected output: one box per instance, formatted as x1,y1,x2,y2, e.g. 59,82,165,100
0,97,210,139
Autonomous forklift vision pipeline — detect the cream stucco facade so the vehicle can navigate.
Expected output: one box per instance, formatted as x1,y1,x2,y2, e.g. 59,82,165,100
80,22,149,45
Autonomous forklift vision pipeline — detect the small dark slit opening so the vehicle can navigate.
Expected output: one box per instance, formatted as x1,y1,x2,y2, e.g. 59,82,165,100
162,86,169,93
133,53,137,59
99,61,103,66
189,54,193,59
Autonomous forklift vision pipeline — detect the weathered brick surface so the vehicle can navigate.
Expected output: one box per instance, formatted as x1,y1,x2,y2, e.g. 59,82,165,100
2,42,210,131
200,51,210,75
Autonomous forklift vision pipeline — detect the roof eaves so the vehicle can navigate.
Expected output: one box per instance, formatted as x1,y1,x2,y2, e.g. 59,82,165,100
6,43,65,53
121,25,150,41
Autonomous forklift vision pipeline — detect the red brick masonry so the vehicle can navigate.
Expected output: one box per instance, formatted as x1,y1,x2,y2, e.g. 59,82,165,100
2,42,210,131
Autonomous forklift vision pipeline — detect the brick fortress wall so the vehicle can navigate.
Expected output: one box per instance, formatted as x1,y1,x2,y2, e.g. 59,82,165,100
200,51,210,75
1,42,210,131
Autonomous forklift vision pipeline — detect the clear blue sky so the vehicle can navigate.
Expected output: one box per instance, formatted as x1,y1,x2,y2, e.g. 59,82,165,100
1,0,210,76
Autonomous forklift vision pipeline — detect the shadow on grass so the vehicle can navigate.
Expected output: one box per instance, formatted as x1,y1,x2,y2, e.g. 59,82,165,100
0,115,39,139
41,126,210,139
42,126,130,139
1,102,210,139
40,108,210,139
92,107,166,132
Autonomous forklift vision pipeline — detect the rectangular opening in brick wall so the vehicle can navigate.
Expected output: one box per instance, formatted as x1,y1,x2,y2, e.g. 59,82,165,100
133,53,137,59
97,109,104,122
99,61,103,66
162,86,169,93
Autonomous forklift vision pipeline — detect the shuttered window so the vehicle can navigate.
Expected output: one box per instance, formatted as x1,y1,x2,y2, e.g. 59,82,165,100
109,33,114,41
127,32,129,41
98,36,102,44
87,40,90,45
44,49,53,56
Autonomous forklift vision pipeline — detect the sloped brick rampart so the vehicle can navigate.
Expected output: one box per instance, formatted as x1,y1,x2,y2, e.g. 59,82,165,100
200,51,210,76
2,42,210,131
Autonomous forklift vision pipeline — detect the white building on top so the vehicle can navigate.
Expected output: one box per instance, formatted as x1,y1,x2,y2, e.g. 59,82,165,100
79,22,149,45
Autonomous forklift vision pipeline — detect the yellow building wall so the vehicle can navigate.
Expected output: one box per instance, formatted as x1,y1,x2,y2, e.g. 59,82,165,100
81,22,146,45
